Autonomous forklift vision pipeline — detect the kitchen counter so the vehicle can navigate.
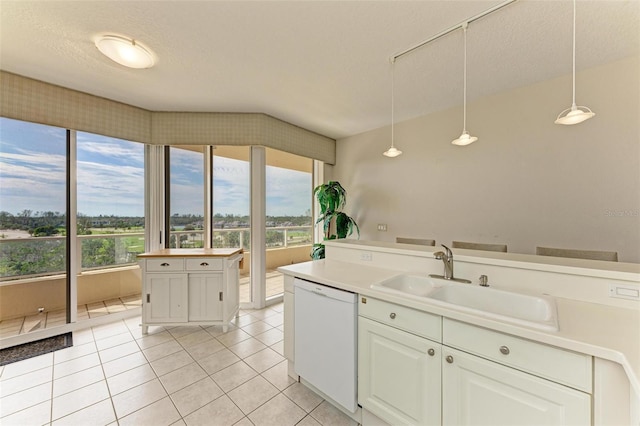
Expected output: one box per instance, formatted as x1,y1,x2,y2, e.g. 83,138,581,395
279,258,640,398
138,248,243,258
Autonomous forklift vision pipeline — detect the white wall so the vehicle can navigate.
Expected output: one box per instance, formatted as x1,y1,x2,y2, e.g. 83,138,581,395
331,56,640,263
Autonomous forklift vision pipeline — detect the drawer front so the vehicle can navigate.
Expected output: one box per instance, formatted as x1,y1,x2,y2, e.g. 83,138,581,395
443,318,592,393
185,258,223,271
146,258,184,272
359,296,441,342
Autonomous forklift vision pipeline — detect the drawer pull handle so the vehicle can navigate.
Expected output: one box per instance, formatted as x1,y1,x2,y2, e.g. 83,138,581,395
200,262,209,267
427,348,435,356
160,262,170,267
446,355,454,364
389,313,396,319
500,345,510,355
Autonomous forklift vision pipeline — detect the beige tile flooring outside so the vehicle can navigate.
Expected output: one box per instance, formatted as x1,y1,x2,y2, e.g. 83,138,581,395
0,295,143,338
0,302,357,426
1,271,284,337
239,271,285,304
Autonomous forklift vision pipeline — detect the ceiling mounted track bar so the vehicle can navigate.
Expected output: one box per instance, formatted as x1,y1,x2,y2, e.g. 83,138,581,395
390,0,518,63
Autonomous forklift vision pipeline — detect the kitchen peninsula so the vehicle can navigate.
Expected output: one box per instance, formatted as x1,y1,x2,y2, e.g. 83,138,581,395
279,239,640,426
138,248,243,334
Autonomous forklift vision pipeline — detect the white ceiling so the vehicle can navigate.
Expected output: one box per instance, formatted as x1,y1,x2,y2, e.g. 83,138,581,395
1,1,638,140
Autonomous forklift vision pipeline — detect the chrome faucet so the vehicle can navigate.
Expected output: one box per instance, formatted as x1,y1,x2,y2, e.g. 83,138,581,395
434,245,454,279
430,245,472,284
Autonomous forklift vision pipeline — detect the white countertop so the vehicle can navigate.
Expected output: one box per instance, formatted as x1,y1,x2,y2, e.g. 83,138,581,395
279,258,640,397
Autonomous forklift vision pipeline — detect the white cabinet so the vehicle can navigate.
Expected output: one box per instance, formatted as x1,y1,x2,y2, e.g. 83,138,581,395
188,273,223,321
145,273,187,323
283,274,296,379
442,347,591,426
442,318,592,426
139,249,242,334
359,316,441,426
358,297,442,426
357,298,593,426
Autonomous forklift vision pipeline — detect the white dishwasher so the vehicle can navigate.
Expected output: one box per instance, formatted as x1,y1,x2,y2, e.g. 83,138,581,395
294,278,358,413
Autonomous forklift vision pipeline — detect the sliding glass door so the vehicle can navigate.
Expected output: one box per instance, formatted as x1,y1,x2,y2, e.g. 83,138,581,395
210,147,251,303
0,117,68,338
265,148,313,300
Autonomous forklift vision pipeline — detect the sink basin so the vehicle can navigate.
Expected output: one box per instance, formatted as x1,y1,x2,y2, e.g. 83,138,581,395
371,274,440,298
372,274,558,331
427,285,558,331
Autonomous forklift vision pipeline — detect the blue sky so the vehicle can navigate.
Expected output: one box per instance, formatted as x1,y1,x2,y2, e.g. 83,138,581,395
1,118,311,218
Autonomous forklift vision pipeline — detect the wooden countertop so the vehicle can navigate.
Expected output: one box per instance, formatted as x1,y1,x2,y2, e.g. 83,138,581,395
138,248,243,258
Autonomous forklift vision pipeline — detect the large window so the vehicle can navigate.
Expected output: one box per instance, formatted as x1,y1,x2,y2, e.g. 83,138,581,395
77,131,145,270
169,146,205,248
0,117,68,336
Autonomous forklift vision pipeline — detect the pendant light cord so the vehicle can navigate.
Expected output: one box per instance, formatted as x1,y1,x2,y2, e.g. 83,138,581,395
462,23,468,133
571,0,577,107
391,60,396,147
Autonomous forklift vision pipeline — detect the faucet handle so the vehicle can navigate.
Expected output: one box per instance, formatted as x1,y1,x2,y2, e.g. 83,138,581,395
440,244,452,258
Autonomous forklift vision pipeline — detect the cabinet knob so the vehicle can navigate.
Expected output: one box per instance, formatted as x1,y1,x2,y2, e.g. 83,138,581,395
200,262,209,267
160,262,170,267
499,345,510,355
389,312,396,319
446,355,454,364
427,348,435,356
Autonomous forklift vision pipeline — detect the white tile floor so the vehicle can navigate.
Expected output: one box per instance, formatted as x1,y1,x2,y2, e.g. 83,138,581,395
0,303,357,426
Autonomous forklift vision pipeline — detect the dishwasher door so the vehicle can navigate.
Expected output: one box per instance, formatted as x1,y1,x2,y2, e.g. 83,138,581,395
294,278,358,413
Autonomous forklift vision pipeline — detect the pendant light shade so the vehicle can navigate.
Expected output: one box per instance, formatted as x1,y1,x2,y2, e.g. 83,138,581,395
383,146,402,157
452,23,477,146
555,0,594,125
451,131,478,146
383,60,402,158
95,35,155,69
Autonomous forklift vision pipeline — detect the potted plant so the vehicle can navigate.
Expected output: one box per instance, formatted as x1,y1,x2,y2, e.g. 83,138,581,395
311,181,359,259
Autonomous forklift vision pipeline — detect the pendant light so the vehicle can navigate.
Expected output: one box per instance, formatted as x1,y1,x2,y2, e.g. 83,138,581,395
555,0,595,125
383,59,402,157
452,23,478,146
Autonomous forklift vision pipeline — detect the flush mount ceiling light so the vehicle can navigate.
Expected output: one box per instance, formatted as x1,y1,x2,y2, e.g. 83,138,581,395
95,35,155,69
383,59,402,158
451,23,478,146
555,0,595,125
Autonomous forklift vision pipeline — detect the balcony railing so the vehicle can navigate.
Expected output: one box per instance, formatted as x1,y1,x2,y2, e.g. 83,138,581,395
169,226,312,249
0,225,312,281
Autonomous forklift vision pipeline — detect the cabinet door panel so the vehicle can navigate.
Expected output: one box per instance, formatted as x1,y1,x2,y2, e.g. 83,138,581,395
223,260,239,319
146,274,187,323
442,347,591,426
358,317,441,426
188,274,223,321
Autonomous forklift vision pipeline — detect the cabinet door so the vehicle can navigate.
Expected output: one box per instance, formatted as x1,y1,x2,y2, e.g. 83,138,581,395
358,317,441,426
442,347,591,426
188,273,223,321
283,290,294,361
223,260,239,319
145,274,188,323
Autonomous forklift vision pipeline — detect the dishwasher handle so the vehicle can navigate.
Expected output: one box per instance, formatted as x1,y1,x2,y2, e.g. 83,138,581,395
294,278,356,303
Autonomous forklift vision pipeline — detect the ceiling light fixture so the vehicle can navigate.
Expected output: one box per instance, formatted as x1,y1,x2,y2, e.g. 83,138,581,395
95,35,155,69
383,59,402,158
555,0,594,125
451,23,478,146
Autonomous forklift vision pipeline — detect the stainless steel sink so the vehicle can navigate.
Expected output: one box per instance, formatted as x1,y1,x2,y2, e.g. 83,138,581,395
371,274,559,331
